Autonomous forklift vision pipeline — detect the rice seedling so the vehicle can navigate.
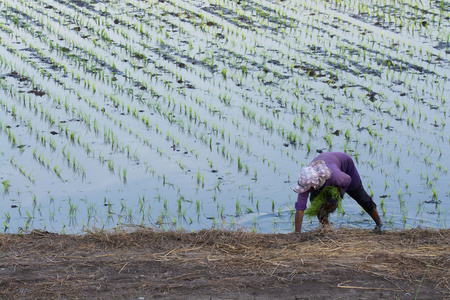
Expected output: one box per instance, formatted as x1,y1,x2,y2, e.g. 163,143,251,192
195,199,202,216
3,211,11,222
1,180,10,192
235,199,242,216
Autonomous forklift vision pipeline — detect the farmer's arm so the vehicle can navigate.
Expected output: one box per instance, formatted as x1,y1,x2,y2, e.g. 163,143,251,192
294,192,308,232
295,210,304,232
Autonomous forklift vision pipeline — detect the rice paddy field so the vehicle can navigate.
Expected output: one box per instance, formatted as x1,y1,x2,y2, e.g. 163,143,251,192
0,0,449,234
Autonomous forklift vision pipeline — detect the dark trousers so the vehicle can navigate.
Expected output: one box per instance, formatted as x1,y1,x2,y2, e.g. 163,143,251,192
311,182,377,220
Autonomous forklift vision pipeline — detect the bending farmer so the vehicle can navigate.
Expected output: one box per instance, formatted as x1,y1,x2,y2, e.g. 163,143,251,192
293,152,383,233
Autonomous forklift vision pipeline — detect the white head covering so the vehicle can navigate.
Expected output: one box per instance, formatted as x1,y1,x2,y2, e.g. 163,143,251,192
293,160,332,193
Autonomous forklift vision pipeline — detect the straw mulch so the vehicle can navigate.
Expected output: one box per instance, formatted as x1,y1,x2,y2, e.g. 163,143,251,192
0,227,448,299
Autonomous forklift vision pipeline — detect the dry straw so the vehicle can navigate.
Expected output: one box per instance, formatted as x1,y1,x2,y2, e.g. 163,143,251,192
0,227,448,299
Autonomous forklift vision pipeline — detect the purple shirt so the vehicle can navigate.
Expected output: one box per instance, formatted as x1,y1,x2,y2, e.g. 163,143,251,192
295,152,361,210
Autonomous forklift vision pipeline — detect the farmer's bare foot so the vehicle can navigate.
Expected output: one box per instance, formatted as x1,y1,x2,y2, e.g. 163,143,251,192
373,223,383,233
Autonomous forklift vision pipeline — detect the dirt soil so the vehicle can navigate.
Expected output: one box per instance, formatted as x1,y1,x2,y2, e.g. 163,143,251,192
0,227,449,299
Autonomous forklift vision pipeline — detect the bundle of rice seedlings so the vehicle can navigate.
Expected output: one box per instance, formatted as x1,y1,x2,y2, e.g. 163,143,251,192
305,186,342,217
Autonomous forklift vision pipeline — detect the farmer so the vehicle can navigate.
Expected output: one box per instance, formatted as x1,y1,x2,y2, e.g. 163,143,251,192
293,152,383,233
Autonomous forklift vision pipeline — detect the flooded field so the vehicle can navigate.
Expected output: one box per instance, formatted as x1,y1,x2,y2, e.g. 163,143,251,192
0,0,449,234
